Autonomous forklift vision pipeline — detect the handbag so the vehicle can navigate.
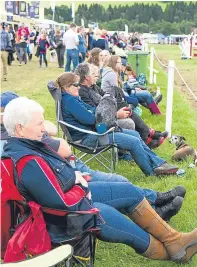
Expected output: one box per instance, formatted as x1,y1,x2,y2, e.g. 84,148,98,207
4,201,51,263
35,46,40,57
5,46,14,53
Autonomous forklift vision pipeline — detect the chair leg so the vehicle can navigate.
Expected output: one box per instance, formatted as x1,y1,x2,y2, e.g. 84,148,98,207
111,146,117,173
89,234,96,267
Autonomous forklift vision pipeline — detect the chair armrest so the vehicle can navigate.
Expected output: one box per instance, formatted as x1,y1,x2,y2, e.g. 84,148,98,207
58,119,115,136
1,245,73,267
41,207,99,216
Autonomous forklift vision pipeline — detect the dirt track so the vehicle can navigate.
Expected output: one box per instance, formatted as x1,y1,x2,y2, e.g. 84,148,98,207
156,55,197,110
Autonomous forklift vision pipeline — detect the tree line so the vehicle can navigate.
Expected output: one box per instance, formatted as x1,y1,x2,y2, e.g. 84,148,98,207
45,2,197,35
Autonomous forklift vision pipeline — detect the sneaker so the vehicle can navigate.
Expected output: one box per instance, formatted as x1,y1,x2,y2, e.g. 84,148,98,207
155,185,186,206
152,130,169,140
156,196,184,222
154,93,163,105
148,136,167,149
19,64,21,66
154,163,178,176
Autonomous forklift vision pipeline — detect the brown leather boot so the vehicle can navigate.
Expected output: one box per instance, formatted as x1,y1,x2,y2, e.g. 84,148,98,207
142,235,169,260
129,198,197,262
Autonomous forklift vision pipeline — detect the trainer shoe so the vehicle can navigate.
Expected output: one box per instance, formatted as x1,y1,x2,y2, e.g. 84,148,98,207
155,185,186,206
156,196,184,222
154,163,178,176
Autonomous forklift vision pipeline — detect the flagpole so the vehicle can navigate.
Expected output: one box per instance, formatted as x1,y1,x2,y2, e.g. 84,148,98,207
72,2,75,23
51,0,56,29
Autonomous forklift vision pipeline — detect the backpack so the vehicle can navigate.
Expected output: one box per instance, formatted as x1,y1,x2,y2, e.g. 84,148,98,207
1,157,24,259
138,73,147,86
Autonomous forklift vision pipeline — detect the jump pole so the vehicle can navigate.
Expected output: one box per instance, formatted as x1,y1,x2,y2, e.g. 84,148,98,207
165,60,175,138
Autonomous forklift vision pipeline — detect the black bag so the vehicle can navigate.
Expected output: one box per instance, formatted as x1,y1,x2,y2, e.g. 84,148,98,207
35,46,40,57
5,46,14,53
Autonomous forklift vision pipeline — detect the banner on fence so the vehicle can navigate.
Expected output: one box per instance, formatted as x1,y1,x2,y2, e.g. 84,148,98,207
5,1,14,13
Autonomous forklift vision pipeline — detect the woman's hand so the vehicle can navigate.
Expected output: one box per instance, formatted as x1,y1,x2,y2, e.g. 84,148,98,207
135,87,142,91
75,171,88,187
117,107,130,119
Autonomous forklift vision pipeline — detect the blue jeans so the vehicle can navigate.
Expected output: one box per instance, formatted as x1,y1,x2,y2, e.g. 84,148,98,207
65,49,79,72
79,52,86,63
81,129,165,176
75,157,157,205
134,91,154,106
89,182,150,253
39,53,47,66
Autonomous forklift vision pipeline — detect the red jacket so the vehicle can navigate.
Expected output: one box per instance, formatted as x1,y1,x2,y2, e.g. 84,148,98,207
3,137,96,243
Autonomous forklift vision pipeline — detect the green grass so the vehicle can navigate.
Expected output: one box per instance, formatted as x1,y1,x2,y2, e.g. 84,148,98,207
1,44,197,267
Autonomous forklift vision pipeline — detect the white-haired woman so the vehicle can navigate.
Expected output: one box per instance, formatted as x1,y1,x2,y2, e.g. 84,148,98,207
3,97,197,264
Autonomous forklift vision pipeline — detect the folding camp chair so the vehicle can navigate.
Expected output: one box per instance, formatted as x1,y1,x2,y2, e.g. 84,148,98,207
1,156,99,267
47,81,118,173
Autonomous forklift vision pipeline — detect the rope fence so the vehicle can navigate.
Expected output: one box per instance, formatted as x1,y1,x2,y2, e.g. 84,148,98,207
153,49,197,101
149,47,197,137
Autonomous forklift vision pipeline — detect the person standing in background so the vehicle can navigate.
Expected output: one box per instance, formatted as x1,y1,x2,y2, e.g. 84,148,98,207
5,24,14,66
92,29,109,50
77,26,86,63
28,27,36,60
53,29,65,68
8,25,15,49
15,28,20,61
86,27,94,51
18,23,30,39
38,33,50,68
19,30,28,66
0,22,11,81
63,23,79,72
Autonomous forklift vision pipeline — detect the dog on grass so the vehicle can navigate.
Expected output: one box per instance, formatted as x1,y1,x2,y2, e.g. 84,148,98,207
169,135,197,165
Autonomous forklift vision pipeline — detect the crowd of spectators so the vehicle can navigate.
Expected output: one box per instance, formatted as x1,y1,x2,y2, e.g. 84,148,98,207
1,22,197,266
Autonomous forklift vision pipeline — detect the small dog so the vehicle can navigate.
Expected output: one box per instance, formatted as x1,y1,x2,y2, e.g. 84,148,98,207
169,135,197,164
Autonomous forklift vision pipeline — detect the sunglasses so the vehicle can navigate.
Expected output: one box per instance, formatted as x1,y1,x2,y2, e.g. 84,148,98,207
71,82,80,87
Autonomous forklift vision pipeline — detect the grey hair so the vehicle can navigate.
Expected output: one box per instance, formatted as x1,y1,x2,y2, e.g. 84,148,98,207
75,63,91,83
3,97,44,136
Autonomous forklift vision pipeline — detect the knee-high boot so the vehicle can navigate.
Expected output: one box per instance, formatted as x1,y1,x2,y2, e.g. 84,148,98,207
141,235,169,260
148,102,162,115
129,198,197,263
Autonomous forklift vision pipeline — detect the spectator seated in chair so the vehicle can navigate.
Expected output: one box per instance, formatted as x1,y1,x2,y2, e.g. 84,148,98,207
102,55,162,115
2,96,197,264
55,71,178,176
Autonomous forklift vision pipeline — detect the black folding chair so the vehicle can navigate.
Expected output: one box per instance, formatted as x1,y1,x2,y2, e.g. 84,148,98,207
47,81,118,173
1,157,99,267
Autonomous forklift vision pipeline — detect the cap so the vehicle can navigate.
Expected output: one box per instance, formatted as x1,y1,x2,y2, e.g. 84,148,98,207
0,92,19,108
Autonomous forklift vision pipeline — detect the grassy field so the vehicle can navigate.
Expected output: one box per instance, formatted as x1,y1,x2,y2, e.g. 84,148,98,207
1,44,197,267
